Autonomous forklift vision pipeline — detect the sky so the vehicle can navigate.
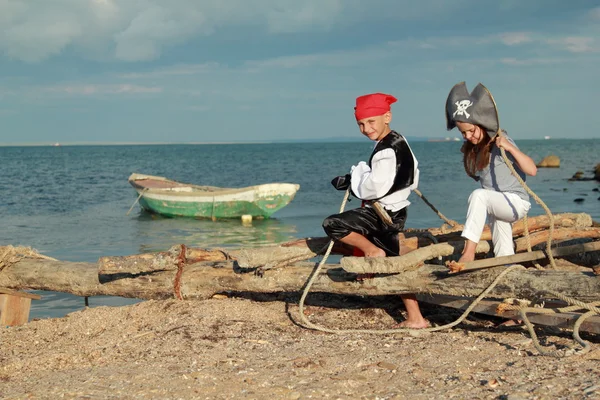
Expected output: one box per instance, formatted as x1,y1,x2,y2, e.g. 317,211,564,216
1,0,599,145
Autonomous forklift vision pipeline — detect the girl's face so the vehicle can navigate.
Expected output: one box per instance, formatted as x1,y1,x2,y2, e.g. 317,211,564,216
456,122,485,145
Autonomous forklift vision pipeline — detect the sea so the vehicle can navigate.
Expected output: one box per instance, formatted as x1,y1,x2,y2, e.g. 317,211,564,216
1,138,598,320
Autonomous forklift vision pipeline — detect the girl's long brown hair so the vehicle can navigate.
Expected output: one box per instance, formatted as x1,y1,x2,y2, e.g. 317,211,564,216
461,127,493,180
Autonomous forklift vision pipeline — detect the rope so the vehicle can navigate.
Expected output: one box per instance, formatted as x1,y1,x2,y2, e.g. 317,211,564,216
495,130,557,269
297,188,528,335
480,82,556,268
126,188,148,216
522,214,544,270
518,293,600,357
296,120,586,355
412,188,460,228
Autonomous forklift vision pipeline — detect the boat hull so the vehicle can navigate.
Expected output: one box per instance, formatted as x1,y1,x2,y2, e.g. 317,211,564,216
129,173,299,219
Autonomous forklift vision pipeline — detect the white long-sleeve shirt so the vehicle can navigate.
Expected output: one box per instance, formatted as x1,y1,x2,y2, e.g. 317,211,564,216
350,146,419,212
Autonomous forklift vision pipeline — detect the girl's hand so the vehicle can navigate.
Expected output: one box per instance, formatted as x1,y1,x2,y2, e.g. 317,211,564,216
495,135,538,176
495,136,515,152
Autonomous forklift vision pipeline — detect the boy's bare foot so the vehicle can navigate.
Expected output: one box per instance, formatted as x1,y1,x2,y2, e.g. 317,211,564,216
393,318,431,329
364,248,386,258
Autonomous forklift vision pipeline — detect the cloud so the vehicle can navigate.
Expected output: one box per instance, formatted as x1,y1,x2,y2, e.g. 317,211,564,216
104,27,597,80
547,36,599,53
184,105,210,112
43,83,162,96
498,32,533,46
262,0,343,33
0,0,350,63
588,7,600,21
3,0,570,63
500,57,569,66
118,63,221,79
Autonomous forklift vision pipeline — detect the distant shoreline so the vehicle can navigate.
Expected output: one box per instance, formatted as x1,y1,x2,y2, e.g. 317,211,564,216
0,137,591,147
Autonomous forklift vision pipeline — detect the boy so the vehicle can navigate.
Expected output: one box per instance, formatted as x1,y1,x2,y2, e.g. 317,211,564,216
322,92,429,328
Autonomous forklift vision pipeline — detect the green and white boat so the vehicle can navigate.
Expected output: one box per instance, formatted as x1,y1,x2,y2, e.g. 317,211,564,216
128,173,300,219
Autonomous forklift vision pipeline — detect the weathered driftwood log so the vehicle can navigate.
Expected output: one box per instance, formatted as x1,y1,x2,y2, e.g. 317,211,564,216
448,241,600,273
340,241,492,274
416,294,600,334
426,213,592,240
1,254,600,302
514,227,600,252
215,237,416,271
249,226,599,276
98,237,423,277
98,245,230,275
343,240,600,275
134,218,594,274
98,239,346,276
495,213,593,237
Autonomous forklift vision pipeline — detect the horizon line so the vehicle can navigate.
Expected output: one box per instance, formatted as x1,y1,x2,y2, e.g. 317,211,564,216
0,136,590,147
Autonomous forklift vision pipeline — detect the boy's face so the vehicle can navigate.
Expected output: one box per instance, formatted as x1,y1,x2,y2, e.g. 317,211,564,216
357,112,392,141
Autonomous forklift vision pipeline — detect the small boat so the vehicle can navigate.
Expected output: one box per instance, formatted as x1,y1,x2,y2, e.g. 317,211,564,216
128,173,300,219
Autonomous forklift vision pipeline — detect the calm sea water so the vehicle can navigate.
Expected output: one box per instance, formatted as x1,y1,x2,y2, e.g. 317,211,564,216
1,139,598,320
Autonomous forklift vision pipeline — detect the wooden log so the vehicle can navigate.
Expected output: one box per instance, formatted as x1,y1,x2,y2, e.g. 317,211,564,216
81,227,600,277
1,255,600,302
340,241,491,274
449,241,600,273
426,213,592,240
99,238,355,276
100,236,419,275
415,294,600,334
98,245,229,275
514,228,600,252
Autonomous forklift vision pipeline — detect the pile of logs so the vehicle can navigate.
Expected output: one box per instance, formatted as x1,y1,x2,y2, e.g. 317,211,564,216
0,213,598,332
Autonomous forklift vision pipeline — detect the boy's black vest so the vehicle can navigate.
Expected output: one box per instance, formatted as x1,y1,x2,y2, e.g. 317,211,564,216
368,131,415,200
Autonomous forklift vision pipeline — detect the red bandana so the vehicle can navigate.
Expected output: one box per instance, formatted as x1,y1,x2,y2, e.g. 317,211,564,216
354,93,397,120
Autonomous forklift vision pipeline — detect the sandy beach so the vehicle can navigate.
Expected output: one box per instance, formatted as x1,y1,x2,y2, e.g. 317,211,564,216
1,294,599,399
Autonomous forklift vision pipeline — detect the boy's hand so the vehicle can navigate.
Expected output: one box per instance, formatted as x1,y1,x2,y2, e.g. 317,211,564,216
331,174,351,190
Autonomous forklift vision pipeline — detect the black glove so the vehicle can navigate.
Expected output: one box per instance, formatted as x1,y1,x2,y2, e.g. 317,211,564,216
331,174,351,190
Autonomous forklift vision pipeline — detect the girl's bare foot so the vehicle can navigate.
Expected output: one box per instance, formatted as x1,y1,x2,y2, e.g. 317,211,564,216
447,251,476,272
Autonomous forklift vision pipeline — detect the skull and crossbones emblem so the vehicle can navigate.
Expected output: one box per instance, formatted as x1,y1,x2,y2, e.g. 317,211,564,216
453,100,473,119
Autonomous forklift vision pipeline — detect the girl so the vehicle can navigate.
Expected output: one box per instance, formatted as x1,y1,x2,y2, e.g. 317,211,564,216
445,82,537,263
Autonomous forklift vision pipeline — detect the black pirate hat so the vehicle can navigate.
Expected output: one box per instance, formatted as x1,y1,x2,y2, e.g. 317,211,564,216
445,82,500,137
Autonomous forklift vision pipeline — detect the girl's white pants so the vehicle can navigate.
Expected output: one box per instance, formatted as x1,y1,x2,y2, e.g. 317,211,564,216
462,188,531,257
